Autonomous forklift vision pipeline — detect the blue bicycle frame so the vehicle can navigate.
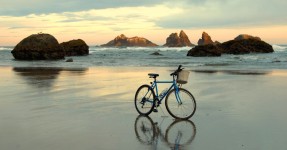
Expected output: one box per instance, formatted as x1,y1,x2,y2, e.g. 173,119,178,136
150,75,182,104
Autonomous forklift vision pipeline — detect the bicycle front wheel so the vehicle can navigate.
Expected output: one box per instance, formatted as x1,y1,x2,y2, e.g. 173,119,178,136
165,88,196,119
134,84,156,115
165,120,196,147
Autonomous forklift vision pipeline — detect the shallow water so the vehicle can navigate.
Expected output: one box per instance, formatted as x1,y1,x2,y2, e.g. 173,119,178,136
1,67,287,150
1,45,287,70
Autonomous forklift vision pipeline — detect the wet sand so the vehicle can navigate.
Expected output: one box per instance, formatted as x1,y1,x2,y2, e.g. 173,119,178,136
1,66,287,150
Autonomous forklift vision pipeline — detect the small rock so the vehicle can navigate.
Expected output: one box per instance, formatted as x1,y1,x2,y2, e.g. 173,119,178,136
150,52,162,56
272,59,281,63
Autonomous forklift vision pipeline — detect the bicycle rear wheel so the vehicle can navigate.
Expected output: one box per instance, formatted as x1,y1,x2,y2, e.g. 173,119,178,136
134,115,156,145
165,88,196,119
135,84,156,115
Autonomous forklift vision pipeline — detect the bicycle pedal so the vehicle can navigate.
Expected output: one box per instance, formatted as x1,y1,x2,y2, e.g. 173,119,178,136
153,109,158,113
156,101,161,107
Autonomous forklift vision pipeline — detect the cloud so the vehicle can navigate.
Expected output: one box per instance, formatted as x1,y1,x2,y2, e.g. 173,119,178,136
1,0,287,45
0,5,181,33
3,0,286,29
0,0,166,16
156,0,287,29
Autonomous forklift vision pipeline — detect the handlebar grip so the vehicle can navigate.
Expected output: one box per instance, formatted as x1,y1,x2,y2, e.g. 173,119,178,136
177,65,182,71
170,65,183,76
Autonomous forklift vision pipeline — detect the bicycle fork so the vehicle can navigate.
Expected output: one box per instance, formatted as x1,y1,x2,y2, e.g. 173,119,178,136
175,89,183,105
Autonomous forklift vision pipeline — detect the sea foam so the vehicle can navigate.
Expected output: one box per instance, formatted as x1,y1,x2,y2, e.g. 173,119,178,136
273,45,286,52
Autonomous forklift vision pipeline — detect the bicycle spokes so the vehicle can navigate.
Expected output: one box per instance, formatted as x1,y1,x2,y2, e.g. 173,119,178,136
135,85,156,115
175,92,183,105
140,92,153,105
165,88,196,119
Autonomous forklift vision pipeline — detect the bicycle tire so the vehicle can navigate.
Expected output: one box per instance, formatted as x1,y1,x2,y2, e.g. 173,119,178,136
134,115,156,145
165,88,196,119
164,120,196,148
134,84,156,116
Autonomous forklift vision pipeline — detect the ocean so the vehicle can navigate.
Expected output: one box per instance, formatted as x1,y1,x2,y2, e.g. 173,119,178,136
0,45,287,70
1,45,287,150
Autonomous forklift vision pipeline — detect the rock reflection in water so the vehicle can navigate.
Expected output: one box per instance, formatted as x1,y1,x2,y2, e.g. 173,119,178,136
12,67,88,88
134,115,196,150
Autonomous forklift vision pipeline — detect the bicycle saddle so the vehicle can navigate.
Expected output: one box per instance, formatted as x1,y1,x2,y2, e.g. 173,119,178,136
148,73,159,78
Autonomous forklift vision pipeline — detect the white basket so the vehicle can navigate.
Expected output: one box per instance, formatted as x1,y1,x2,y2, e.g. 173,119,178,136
177,70,190,84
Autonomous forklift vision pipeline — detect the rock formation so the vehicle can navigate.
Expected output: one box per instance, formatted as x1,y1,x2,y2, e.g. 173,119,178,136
11,33,65,60
164,33,180,47
150,52,162,56
60,39,89,56
220,38,273,54
101,34,157,47
164,30,194,47
179,30,193,46
187,44,222,57
214,41,221,45
197,32,214,45
188,34,274,57
234,34,261,41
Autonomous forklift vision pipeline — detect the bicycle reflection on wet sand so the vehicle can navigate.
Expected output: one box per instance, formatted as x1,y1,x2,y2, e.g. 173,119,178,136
134,115,196,150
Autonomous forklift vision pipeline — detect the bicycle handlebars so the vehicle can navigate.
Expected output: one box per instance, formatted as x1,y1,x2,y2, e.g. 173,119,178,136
178,65,183,71
170,65,184,76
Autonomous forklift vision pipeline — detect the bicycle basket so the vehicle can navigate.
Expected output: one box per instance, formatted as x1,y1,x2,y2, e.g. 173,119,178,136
177,70,190,84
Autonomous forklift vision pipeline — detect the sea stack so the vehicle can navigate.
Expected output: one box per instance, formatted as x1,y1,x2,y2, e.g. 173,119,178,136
164,30,194,47
60,39,89,56
11,33,65,60
101,34,158,47
197,32,214,45
187,44,222,57
220,35,273,54
188,34,274,57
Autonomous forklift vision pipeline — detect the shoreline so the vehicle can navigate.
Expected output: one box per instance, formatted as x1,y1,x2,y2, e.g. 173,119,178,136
2,65,287,76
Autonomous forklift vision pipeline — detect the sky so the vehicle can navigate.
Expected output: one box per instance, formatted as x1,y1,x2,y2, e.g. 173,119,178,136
0,0,287,46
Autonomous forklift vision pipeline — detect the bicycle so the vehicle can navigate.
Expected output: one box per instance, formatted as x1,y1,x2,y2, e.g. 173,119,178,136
134,65,196,120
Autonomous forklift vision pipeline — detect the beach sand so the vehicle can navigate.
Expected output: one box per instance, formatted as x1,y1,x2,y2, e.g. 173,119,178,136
0,66,287,150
